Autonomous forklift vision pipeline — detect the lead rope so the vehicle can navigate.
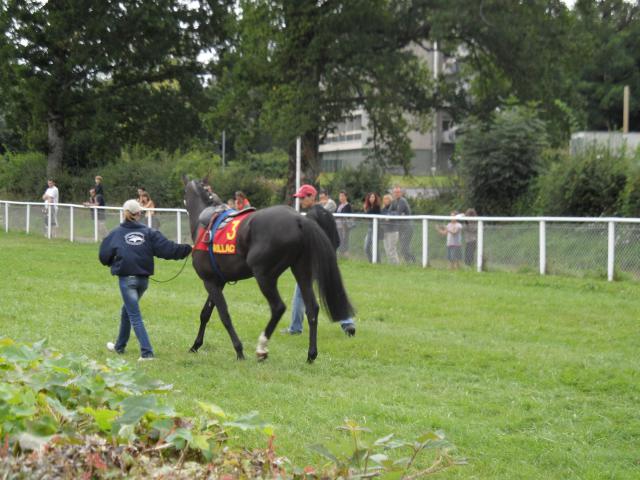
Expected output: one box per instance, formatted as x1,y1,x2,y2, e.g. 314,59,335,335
149,253,191,284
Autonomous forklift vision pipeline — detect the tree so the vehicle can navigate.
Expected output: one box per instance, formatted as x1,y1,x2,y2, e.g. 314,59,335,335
573,0,640,131
457,104,548,215
0,0,230,175
207,0,436,197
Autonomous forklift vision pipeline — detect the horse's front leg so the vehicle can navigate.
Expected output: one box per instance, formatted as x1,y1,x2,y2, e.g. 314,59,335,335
210,287,244,360
254,275,286,361
190,294,214,353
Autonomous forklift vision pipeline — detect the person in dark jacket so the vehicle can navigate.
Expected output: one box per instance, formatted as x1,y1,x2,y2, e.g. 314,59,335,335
99,199,192,360
281,184,355,336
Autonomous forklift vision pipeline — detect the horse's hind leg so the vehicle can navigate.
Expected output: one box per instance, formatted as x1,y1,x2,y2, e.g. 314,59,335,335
253,275,286,361
210,286,245,360
190,294,214,353
292,266,319,363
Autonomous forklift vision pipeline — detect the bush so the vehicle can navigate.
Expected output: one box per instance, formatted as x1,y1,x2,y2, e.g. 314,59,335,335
325,163,390,211
0,152,47,200
621,168,640,217
535,147,628,216
206,163,278,208
457,104,548,215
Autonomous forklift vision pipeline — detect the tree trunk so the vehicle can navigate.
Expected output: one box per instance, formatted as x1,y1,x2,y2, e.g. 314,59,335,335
286,130,321,203
47,112,64,177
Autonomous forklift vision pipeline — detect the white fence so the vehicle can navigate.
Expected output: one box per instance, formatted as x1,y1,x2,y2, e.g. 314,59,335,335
2,200,640,282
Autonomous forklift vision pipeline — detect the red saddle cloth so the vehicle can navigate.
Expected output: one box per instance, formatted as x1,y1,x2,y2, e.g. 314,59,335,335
194,210,254,254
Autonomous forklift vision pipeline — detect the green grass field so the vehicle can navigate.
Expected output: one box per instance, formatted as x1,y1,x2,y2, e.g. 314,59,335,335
1,231,639,478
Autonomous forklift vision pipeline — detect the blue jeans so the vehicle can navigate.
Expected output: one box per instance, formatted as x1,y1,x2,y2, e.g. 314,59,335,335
288,284,355,333
115,276,153,358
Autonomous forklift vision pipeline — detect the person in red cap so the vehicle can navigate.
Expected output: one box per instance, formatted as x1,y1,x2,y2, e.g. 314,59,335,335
283,185,356,336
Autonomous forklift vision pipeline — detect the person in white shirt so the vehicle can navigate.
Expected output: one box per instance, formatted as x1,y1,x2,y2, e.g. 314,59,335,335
42,179,59,205
42,179,59,235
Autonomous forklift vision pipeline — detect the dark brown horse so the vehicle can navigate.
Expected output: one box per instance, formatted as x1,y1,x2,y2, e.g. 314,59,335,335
183,177,354,363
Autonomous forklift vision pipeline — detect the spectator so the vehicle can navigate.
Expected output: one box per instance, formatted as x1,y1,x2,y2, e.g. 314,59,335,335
235,191,250,210
363,192,381,262
381,193,400,264
227,198,236,209
94,175,105,201
437,211,463,270
390,186,414,263
100,199,192,360
281,184,356,336
84,187,107,237
136,187,147,204
42,179,59,237
464,208,478,267
139,192,159,229
319,189,337,213
336,190,353,256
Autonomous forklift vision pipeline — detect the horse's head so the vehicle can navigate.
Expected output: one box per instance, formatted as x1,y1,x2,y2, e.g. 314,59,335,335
183,175,223,239
183,176,222,210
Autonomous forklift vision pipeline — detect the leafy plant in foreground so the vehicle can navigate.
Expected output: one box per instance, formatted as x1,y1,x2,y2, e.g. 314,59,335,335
308,418,463,478
0,338,459,478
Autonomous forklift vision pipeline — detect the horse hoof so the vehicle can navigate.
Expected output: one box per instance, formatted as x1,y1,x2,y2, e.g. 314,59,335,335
237,352,245,360
256,352,268,362
307,352,317,363
189,347,198,353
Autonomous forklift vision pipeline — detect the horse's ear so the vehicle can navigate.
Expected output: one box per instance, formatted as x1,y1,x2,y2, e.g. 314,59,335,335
182,174,189,186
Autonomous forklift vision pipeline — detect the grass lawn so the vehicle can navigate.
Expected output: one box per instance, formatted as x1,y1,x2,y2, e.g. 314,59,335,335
1,231,639,478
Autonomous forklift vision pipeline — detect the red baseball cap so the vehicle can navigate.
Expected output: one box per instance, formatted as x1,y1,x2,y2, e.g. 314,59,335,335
292,184,318,198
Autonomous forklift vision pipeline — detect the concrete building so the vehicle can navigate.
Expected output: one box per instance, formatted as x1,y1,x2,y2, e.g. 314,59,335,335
319,45,458,175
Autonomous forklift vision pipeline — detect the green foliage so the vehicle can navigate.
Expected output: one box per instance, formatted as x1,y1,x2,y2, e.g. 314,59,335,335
239,149,289,179
207,163,279,208
621,166,640,217
308,419,458,478
325,164,390,211
535,147,628,216
0,337,456,478
210,0,434,183
0,151,47,200
0,0,229,173
457,104,548,215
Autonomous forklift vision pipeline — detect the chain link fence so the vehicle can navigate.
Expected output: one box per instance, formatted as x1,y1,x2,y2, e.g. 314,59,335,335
3,200,640,281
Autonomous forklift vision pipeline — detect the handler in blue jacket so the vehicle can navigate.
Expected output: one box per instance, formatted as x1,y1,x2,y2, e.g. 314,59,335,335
99,199,192,360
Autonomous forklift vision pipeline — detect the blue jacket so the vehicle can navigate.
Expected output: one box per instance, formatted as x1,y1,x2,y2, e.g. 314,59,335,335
99,221,192,277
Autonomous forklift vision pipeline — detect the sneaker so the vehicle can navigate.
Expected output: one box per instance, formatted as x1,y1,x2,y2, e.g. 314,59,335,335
106,342,124,354
137,356,155,362
280,328,302,335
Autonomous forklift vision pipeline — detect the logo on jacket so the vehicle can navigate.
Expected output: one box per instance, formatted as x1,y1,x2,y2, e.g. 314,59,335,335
124,232,145,246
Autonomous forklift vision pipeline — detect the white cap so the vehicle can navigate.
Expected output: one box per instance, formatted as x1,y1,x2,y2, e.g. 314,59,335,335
122,199,142,214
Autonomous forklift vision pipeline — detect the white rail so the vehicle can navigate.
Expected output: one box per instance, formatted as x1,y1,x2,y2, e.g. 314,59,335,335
2,200,640,282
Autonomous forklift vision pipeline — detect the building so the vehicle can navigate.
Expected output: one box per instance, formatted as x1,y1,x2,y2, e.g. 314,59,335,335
319,45,458,175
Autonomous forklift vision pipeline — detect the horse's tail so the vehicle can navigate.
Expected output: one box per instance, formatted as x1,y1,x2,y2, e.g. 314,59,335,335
301,218,354,322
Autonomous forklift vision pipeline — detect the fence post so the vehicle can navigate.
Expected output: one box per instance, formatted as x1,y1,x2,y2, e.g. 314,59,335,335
608,221,615,281
422,218,428,268
4,202,8,232
372,218,378,264
70,206,74,242
26,204,30,234
94,208,99,242
477,220,484,272
176,210,181,242
47,206,52,239
539,220,546,275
